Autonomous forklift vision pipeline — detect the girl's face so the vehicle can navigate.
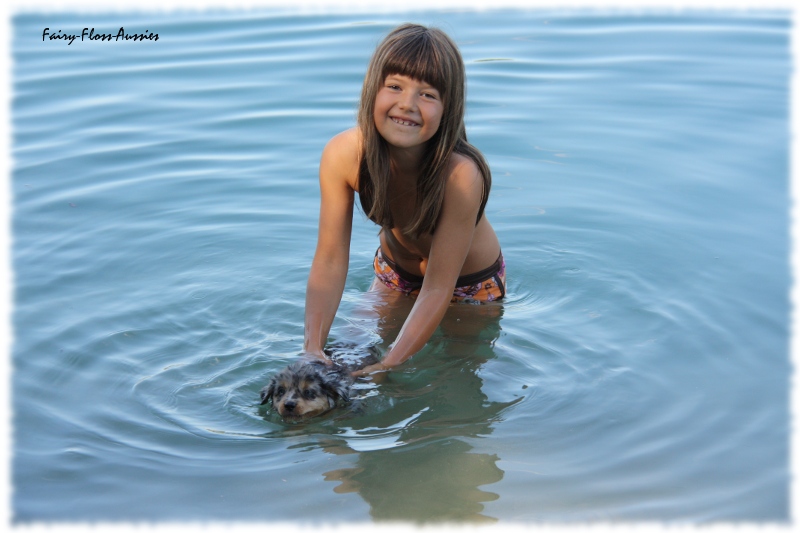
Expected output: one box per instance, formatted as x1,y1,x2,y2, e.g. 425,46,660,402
373,74,444,156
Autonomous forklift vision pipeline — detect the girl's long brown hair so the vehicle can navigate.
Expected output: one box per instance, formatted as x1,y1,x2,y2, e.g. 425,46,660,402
357,23,491,239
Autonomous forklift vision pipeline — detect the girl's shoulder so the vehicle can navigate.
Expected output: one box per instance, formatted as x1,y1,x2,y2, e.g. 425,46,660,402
440,152,487,216
323,127,362,159
325,126,362,150
445,152,482,191
321,127,362,191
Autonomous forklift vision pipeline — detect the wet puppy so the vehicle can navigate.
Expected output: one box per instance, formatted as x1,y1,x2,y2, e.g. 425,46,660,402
260,345,380,420
260,360,351,420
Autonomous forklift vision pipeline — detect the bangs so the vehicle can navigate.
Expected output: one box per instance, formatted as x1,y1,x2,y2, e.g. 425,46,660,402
381,34,447,94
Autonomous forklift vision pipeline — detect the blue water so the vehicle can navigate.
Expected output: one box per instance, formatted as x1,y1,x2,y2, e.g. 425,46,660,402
11,8,790,523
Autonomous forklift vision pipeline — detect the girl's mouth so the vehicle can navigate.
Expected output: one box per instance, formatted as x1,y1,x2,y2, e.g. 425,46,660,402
391,116,420,127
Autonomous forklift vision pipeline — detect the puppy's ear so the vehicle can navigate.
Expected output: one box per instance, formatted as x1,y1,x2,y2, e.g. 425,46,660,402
259,378,276,405
321,371,351,403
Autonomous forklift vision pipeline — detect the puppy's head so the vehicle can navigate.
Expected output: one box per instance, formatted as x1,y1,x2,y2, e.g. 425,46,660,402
260,361,351,420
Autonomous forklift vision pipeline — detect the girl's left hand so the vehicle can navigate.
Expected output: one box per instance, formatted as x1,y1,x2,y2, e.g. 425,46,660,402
351,361,390,378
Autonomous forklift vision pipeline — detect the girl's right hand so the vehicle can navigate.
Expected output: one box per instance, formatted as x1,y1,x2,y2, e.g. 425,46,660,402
302,350,333,365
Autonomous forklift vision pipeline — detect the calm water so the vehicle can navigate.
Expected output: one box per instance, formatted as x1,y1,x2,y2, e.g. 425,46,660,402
11,8,790,523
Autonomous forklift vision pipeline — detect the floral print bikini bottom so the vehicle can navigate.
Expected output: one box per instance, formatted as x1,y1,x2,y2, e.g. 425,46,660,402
372,247,506,303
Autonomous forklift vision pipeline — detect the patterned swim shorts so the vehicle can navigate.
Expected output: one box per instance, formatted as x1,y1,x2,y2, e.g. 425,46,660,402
372,247,506,303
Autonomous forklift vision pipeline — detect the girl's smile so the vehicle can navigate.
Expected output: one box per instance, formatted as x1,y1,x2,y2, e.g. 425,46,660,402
374,74,443,153
391,116,420,127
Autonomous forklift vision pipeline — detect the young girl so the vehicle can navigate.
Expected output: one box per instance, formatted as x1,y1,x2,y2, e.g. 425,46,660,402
303,23,505,376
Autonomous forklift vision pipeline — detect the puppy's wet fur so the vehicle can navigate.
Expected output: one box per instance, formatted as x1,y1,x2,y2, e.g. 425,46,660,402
260,360,350,420
260,345,379,421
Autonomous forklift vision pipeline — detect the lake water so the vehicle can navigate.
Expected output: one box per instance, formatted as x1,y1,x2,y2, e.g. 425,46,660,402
10,7,790,523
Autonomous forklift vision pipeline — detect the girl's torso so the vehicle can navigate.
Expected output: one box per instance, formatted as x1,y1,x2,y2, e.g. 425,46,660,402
336,127,500,277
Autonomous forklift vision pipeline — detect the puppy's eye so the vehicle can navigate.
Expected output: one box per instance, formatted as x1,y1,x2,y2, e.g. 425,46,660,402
303,389,316,400
276,387,286,397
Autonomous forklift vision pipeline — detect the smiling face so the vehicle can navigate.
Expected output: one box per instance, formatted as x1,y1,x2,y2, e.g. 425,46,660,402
373,74,444,155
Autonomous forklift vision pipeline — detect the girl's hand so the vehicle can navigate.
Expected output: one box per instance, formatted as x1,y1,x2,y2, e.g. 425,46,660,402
302,350,333,365
351,361,391,378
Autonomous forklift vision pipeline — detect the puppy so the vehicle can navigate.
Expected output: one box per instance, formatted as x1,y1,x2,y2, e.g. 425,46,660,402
260,344,381,420
260,360,352,420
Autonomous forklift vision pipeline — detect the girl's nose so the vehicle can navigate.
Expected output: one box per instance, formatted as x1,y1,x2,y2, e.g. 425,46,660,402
398,93,417,111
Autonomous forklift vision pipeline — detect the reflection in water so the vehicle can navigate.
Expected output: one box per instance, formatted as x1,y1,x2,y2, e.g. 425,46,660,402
322,438,503,522
310,289,518,522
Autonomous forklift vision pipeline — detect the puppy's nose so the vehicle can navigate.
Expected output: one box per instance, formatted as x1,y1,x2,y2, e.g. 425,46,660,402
284,400,296,412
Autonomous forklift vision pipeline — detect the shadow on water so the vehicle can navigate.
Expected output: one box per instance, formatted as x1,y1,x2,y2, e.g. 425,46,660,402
261,291,520,523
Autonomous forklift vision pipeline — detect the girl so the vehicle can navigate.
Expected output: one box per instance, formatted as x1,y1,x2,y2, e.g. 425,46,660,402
303,23,504,376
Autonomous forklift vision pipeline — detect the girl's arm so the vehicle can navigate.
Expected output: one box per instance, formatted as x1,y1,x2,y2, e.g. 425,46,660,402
354,157,484,374
303,131,358,360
